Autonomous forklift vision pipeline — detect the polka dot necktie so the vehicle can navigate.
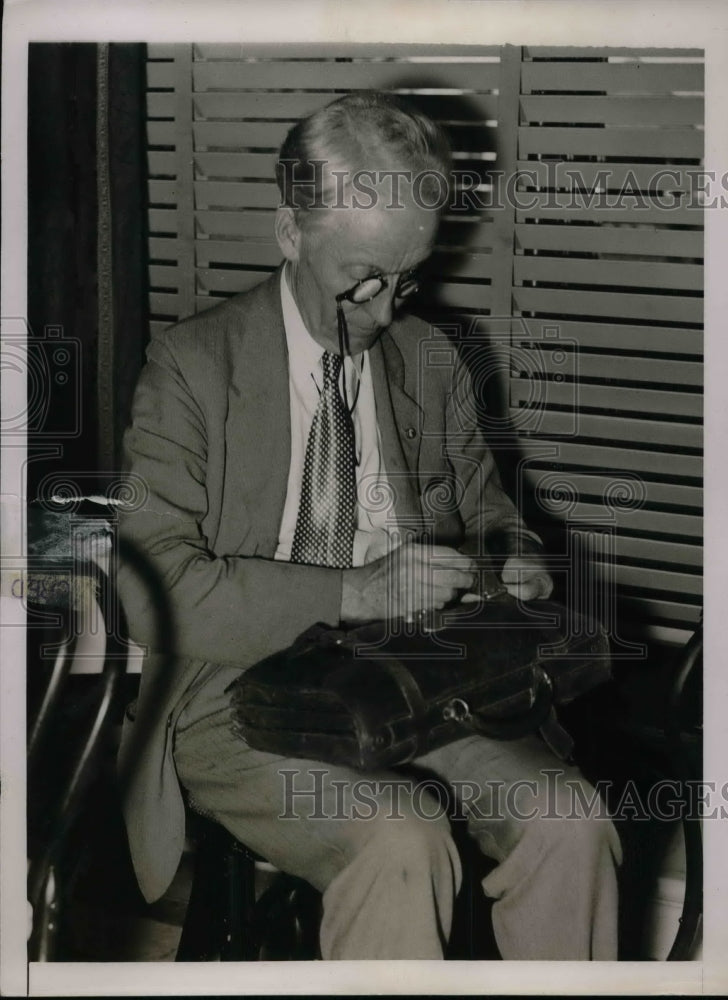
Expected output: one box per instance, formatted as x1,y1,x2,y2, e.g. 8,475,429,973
290,351,357,569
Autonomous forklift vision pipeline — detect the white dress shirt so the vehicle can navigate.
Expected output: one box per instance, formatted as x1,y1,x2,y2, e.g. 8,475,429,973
274,264,400,566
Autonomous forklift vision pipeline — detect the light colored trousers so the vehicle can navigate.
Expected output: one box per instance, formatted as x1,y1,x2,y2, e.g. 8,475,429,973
174,663,622,960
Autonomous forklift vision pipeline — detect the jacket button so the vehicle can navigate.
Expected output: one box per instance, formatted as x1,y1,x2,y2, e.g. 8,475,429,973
405,427,417,440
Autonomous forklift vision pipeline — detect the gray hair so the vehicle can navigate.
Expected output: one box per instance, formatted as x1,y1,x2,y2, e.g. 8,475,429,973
275,91,452,218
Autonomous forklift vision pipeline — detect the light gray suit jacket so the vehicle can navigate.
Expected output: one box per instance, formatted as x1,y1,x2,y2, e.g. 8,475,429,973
117,269,533,902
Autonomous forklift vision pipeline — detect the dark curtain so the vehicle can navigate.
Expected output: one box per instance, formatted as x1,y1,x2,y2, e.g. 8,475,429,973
27,42,148,497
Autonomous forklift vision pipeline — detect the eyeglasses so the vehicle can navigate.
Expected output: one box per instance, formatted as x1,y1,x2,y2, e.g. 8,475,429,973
335,270,420,306
335,270,420,415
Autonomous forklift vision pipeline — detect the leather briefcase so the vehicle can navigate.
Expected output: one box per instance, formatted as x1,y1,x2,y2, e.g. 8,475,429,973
228,594,611,770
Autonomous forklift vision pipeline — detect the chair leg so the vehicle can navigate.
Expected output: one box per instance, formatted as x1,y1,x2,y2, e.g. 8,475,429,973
254,875,321,961
177,817,260,961
220,839,258,960
176,822,226,961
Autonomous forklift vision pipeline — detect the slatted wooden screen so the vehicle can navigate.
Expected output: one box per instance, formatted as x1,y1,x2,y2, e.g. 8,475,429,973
510,48,703,642
146,43,505,336
144,44,703,642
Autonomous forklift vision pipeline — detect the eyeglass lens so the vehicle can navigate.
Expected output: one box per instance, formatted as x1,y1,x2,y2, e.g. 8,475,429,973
348,273,419,304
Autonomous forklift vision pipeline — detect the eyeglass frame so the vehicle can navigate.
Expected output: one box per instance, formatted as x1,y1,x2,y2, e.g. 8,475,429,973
334,269,421,306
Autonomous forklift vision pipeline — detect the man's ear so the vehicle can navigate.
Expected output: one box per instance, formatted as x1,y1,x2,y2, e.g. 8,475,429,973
275,206,301,262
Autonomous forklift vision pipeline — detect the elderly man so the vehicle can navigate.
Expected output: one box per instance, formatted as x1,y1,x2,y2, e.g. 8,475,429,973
118,91,621,960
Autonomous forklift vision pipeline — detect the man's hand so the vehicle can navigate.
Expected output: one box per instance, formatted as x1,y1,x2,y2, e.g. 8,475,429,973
501,553,553,601
340,542,476,623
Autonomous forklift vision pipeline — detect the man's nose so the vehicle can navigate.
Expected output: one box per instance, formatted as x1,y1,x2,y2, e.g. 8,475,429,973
366,287,397,328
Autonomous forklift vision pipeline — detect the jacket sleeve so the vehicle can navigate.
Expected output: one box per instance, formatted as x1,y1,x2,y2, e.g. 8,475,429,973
117,328,343,669
444,348,544,559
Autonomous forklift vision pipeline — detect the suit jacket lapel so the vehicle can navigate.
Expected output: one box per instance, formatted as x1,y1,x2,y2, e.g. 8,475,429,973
370,331,423,530
225,270,291,558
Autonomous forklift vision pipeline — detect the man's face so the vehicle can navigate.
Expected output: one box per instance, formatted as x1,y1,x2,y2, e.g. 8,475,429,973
281,190,440,355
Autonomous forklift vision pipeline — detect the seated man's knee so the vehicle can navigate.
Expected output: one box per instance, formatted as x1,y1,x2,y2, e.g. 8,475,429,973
338,797,462,893
532,782,623,867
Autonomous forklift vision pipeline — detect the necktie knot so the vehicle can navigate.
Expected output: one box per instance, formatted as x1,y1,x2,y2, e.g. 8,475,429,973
321,351,342,389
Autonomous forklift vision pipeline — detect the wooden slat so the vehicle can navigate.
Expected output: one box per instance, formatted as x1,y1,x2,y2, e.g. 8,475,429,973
193,91,500,122
147,92,175,118
513,286,703,325
533,501,702,538
191,120,497,153
149,292,181,315
197,268,277,295
618,597,701,626
515,160,701,195
193,60,501,93
193,152,278,179
147,121,176,147
523,47,703,59
520,95,703,126
431,250,494,280
521,470,702,510
194,43,502,60
510,379,702,419
148,208,179,234
513,409,702,450
436,217,498,248
194,180,281,210
591,562,702,596
516,438,702,478
514,256,703,291
149,264,179,289
514,197,703,227
149,237,181,261
148,179,182,205
412,280,493,312
147,61,175,89
566,529,702,569
147,43,179,60
521,62,704,94
510,319,702,358
515,223,703,259
518,126,703,160
148,151,176,177
512,349,703,387
195,209,275,239
194,91,331,120
195,240,282,268
193,120,293,149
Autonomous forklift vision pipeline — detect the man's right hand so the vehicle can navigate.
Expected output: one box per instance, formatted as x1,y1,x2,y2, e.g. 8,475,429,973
340,542,476,623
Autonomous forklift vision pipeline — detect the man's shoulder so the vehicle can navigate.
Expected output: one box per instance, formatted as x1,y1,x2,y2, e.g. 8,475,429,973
153,270,281,364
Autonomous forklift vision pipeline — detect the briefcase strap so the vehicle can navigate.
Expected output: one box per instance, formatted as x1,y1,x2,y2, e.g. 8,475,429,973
377,657,429,758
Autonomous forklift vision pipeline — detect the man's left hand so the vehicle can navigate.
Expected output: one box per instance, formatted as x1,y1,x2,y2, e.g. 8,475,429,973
501,554,553,601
